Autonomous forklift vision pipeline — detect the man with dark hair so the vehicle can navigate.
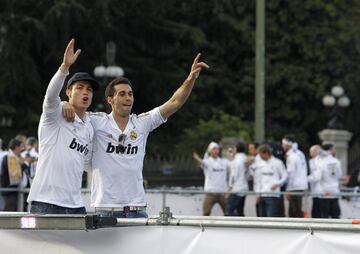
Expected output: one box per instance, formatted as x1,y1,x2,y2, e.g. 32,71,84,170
21,137,39,187
65,53,209,218
104,77,133,99
226,141,248,216
247,142,259,157
0,139,26,211
246,141,261,216
255,144,287,217
27,39,99,214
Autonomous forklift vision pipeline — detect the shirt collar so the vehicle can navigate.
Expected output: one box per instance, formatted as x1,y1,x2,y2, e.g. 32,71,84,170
74,113,91,125
109,112,134,132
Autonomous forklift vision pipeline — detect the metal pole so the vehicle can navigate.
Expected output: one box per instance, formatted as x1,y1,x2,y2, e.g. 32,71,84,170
116,217,360,232
145,188,360,197
255,0,266,142
162,189,166,211
17,188,24,212
171,215,360,225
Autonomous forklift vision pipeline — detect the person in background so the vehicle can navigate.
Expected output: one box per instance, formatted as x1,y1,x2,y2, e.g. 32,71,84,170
246,141,261,216
282,134,308,217
311,144,342,218
0,139,28,211
193,142,230,216
254,144,287,217
307,144,321,218
21,137,39,186
14,134,27,151
226,141,248,216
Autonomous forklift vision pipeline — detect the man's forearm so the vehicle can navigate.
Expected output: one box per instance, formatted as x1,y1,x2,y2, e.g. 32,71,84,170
159,53,208,119
160,78,196,119
171,78,195,108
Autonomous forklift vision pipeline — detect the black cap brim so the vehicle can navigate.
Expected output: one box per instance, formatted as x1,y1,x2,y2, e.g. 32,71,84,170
66,72,100,91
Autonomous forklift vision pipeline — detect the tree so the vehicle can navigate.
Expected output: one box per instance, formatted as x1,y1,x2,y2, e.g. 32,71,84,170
1,0,360,155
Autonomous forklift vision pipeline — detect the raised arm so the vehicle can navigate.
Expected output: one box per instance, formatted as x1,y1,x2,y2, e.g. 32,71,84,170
159,53,209,120
193,152,204,166
45,39,81,103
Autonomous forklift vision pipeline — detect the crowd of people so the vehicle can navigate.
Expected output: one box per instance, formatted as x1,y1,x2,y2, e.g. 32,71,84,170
193,136,347,219
0,135,38,211
0,38,359,220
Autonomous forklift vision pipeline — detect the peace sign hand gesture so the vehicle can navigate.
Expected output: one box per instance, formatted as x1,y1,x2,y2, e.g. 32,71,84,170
187,53,209,82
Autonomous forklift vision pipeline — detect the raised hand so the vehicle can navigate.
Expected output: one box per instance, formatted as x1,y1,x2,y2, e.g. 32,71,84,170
187,53,209,81
61,39,81,72
159,53,209,120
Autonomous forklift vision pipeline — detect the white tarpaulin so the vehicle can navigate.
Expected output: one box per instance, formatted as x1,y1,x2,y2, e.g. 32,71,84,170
1,225,360,254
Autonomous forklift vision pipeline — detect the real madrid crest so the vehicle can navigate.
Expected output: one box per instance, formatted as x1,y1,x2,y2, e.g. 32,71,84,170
130,130,137,140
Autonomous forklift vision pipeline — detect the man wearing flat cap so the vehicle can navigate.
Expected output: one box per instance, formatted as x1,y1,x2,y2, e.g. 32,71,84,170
27,39,99,214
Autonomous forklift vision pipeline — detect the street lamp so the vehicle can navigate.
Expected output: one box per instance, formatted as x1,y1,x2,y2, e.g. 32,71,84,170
93,41,124,111
322,85,351,129
0,116,12,128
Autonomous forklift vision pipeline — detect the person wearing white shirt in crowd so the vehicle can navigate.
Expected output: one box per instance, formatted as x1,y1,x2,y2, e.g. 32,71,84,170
254,144,287,217
226,141,248,216
0,139,27,211
246,142,262,216
282,134,308,217
307,144,321,218
64,53,209,218
21,137,39,187
27,39,99,214
246,142,260,171
310,144,342,218
193,142,230,216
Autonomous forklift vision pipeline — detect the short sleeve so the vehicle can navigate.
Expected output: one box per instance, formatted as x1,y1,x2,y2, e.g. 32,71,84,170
137,107,167,133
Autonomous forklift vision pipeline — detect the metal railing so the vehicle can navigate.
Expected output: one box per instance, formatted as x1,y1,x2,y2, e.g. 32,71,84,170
145,187,360,214
114,207,360,232
0,206,359,232
1,186,360,212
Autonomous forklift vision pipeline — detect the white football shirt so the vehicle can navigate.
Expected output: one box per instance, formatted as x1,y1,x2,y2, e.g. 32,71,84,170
89,107,166,207
229,153,249,194
285,149,308,191
254,156,287,197
309,153,342,197
27,70,94,208
202,157,230,193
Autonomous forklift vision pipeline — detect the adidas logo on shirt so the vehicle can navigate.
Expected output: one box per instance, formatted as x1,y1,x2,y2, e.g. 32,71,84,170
106,142,138,155
69,138,89,155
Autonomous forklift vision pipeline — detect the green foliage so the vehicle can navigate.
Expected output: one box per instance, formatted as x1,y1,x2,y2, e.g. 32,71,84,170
173,111,253,156
0,0,360,153
265,0,360,145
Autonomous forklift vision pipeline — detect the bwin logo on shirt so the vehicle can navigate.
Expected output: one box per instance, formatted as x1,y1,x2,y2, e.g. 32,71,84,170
69,138,89,155
106,143,138,155
212,168,225,172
